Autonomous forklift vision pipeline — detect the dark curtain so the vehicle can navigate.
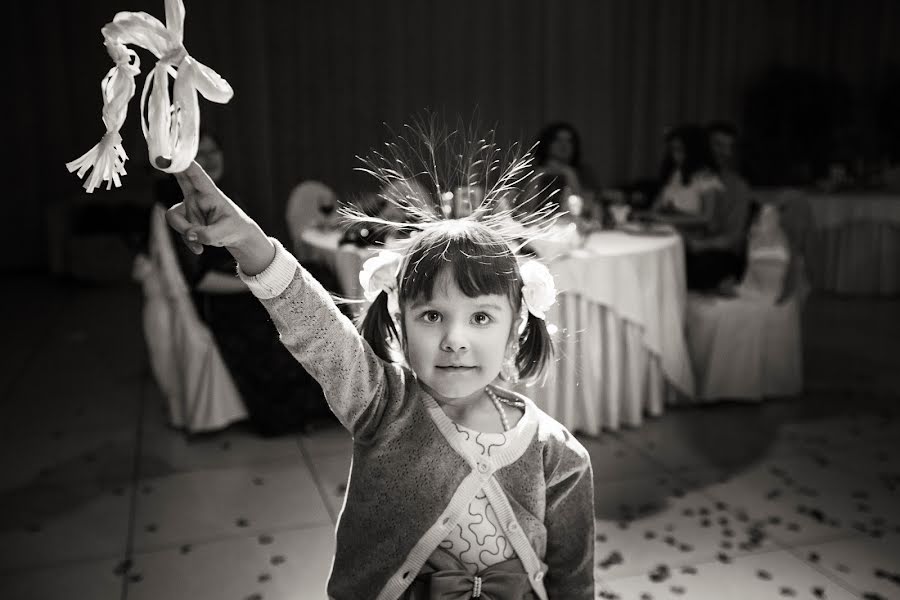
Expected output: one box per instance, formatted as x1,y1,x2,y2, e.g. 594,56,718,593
8,0,898,270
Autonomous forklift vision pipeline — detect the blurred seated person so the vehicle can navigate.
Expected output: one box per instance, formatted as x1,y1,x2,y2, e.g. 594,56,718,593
154,131,332,436
684,121,754,292
609,178,659,211
813,158,856,193
649,123,723,235
521,122,597,219
882,148,900,192
339,179,430,247
286,180,341,238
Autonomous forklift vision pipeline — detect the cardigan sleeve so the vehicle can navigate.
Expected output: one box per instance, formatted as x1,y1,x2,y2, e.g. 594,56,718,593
239,237,407,439
542,432,595,598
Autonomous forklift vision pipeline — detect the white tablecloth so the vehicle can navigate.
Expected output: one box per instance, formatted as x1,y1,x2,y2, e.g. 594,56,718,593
521,230,694,433
759,189,900,295
801,191,900,230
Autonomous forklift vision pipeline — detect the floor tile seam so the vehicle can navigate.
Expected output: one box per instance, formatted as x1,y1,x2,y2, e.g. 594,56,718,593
602,430,760,514
301,447,354,460
0,422,149,439
615,442,895,481
687,476,885,557
589,464,686,488
0,549,128,576
595,544,811,584
126,521,335,557
605,430,698,478
296,436,340,525
780,539,870,598
607,422,900,542
766,529,874,553
0,303,69,405
688,459,900,513
0,425,140,444
122,366,152,600
0,478,135,496
131,454,310,483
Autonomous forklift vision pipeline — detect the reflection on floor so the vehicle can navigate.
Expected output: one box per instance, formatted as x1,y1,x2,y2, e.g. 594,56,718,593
0,275,897,599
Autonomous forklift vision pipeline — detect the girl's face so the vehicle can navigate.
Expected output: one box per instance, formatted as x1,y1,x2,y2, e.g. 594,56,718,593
403,270,517,406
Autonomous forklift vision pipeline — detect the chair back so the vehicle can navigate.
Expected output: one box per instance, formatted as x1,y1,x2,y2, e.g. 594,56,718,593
140,204,247,432
285,181,339,249
776,189,813,257
774,193,813,305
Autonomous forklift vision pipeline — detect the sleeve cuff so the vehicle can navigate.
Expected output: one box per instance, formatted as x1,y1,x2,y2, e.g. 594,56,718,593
237,237,298,299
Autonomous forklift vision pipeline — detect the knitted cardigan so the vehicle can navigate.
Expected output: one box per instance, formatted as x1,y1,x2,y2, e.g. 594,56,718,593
239,239,595,600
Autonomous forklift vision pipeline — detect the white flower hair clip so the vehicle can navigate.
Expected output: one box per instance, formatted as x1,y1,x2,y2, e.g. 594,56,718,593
359,250,403,315
67,0,234,193
519,260,557,320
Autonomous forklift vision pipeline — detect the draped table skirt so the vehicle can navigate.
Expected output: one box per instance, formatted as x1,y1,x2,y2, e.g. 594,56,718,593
760,189,900,296
516,230,694,434
811,222,900,296
520,293,677,434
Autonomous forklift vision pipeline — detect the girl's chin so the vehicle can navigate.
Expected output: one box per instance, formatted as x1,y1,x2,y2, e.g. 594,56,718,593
421,380,489,404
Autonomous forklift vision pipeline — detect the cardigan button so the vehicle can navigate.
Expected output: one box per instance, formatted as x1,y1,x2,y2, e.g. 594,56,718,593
507,521,519,532
533,571,544,582
476,461,489,474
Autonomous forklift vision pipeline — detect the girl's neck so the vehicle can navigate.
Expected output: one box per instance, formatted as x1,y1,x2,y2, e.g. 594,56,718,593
427,385,522,433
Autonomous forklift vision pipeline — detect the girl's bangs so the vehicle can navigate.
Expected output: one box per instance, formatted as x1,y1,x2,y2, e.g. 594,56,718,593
400,225,520,305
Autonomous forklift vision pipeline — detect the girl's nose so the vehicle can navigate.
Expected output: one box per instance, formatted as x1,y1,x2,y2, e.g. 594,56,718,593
440,323,468,352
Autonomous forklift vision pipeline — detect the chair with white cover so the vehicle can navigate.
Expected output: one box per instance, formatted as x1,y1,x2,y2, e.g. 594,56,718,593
285,180,339,261
686,202,810,401
133,204,247,432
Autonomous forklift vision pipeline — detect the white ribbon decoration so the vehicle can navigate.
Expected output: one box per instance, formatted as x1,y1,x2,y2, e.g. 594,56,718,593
66,0,233,192
359,250,402,316
519,259,557,320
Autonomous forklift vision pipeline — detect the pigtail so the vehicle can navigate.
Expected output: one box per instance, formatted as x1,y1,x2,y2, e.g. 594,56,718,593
516,311,554,382
359,291,401,363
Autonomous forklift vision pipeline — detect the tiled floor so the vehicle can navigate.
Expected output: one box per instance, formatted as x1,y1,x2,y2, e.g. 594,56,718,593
0,275,898,599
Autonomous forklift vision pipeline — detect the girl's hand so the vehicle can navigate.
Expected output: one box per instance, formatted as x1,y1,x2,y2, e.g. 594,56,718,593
166,161,275,276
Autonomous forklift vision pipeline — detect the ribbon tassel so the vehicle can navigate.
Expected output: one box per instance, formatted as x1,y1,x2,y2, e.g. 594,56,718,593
68,0,232,192
66,132,129,193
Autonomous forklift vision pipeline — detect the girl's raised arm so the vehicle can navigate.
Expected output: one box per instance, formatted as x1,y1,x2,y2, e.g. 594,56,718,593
165,161,275,274
167,162,406,438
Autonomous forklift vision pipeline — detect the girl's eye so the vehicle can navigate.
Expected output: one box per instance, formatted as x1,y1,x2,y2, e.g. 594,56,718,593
421,311,441,323
472,312,493,326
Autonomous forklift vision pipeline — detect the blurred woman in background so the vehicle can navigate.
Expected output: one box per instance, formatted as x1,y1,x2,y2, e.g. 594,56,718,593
154,132,332,436
521,122,597,219
651,123,723,233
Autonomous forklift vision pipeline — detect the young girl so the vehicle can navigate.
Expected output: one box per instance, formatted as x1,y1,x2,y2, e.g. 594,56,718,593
166,144,595,599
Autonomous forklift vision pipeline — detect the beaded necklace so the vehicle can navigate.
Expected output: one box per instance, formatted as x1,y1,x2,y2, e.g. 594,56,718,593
484,387,525,433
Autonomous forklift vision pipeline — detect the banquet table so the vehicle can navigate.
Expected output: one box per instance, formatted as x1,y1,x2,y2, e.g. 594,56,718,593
519,229,694,434
759,189,900,296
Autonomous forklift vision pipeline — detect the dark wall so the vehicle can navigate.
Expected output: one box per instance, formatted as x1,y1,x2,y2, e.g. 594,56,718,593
8,0,899,271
